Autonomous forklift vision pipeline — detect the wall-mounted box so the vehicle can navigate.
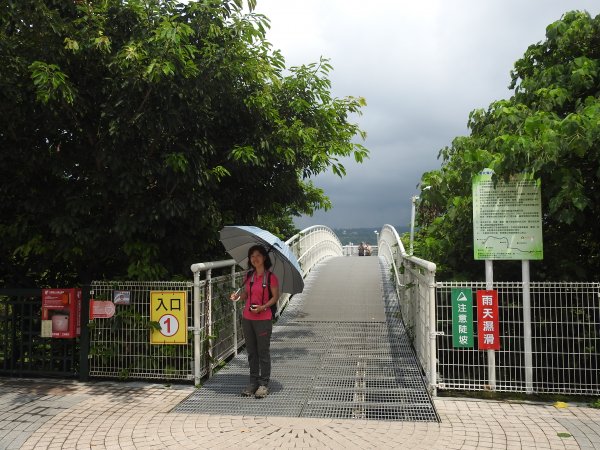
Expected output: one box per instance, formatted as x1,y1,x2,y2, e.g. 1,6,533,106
41,288,81,338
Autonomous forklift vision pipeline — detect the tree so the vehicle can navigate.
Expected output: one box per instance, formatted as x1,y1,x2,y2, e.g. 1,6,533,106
415,10,600,281
0,0,367,286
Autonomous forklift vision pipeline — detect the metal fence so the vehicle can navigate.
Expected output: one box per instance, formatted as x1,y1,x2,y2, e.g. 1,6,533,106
377,224,600,396
88,275,247,382
0,289,78,378
88,281,195,380
88,225,342,383
436,281,600,395
377,224,438,394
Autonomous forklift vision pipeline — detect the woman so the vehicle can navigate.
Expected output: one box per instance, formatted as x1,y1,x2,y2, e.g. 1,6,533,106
230,244,279,398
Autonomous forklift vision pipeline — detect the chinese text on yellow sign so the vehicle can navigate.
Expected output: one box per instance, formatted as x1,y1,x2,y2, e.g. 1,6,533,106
150,291,187,345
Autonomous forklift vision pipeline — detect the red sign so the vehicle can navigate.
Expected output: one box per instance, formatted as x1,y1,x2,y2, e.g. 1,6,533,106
477,290,500,350
42,289,81,338
90,300,116,319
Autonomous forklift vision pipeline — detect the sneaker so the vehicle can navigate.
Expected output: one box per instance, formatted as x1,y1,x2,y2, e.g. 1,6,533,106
241,384,258,397
254,385,269,398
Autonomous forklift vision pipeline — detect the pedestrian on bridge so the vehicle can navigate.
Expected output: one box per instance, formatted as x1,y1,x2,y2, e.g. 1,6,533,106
230,244,279,399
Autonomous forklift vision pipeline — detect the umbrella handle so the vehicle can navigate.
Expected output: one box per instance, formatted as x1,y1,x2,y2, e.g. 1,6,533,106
230,287,242,301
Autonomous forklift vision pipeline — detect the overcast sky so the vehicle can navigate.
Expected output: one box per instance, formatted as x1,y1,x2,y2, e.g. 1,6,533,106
252,0,600,230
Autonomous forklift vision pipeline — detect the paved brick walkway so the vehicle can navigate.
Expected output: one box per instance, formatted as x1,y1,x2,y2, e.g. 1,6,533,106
1,377,599,449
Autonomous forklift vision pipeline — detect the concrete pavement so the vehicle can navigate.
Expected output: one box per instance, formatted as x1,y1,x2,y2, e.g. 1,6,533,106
1,377,600,449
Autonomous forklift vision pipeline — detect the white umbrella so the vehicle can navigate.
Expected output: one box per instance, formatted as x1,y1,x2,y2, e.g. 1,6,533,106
219,226,304,294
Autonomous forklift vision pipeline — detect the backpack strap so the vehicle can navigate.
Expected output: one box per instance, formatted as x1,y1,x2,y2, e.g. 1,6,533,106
247,270,271,306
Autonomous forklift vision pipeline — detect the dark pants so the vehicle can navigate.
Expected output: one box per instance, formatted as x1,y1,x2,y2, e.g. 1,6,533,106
242,318,272,387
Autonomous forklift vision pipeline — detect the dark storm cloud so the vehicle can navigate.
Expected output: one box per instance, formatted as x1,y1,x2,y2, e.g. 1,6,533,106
256,0,600,230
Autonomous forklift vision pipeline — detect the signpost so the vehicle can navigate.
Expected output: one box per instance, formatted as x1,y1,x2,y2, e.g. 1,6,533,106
472,168,542,393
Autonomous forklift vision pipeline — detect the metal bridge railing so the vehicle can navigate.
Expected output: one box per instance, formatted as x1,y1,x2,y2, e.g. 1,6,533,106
287,225,343,275
378,224,600,397
378,224,438,395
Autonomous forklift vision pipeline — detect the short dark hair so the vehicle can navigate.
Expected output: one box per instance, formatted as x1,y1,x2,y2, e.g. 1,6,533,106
247,244,272,270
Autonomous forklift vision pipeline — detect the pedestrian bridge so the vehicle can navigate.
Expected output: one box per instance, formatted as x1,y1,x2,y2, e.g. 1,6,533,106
175,255,439,422
82,223,598,416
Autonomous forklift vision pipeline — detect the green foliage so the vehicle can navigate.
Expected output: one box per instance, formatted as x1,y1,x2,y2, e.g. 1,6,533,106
0,0,367,286
416,11,600,281
89,303,192,379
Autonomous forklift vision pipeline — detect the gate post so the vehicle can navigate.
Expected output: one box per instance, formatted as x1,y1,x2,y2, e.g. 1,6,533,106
192,270,202,386
79,285,91,381
231,265,238,356
428,273,437,396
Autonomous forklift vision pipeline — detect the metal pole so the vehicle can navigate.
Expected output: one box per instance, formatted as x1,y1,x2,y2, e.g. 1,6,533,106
485,260,496,390
522,260,533,393
79,285,91,381
207,269,213,378
428,272,437,396
409,196,418,255
231,265,238,357
193,270,201,386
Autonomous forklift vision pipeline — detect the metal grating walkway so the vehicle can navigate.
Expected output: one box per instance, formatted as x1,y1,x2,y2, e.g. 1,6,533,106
173,257,439,422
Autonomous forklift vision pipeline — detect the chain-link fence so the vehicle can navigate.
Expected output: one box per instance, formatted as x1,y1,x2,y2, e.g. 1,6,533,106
88,276,245,382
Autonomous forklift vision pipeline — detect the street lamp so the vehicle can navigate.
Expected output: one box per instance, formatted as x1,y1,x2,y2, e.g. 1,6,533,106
409,186,430,255
409,196,418,255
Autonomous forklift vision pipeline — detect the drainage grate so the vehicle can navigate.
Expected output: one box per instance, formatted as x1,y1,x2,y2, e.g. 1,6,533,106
173,257,439,422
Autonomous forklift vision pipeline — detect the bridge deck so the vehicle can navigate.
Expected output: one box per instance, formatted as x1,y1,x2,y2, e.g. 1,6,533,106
174,256,439,422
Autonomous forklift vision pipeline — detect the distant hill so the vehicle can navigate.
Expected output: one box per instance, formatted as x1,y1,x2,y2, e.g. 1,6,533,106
333,226,409,246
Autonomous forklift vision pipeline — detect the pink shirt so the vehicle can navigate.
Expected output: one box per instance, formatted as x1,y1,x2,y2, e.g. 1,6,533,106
242,271,279,320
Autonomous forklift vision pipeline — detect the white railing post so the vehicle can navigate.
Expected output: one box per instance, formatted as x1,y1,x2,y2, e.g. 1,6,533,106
428,271,437,396
409,195,418,255
485,260,496,390
192,270,202,386
522,260,533,393
231,265,238,357
206,269,213,378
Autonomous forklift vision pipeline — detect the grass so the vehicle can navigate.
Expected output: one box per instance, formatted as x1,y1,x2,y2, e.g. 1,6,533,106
437,389,600,408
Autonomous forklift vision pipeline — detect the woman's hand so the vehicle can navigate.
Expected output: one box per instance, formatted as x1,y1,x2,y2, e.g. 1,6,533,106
250,304,267,313
230,288,242,301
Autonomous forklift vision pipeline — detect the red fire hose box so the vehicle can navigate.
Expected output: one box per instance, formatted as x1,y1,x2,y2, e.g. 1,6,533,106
41,288,81,338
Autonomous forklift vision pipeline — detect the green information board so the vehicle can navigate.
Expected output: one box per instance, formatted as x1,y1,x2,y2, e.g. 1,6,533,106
472,169,543,260
452,288,474,348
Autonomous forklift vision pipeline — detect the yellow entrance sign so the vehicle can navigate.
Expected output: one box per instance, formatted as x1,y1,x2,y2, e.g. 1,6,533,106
150,291,188,345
